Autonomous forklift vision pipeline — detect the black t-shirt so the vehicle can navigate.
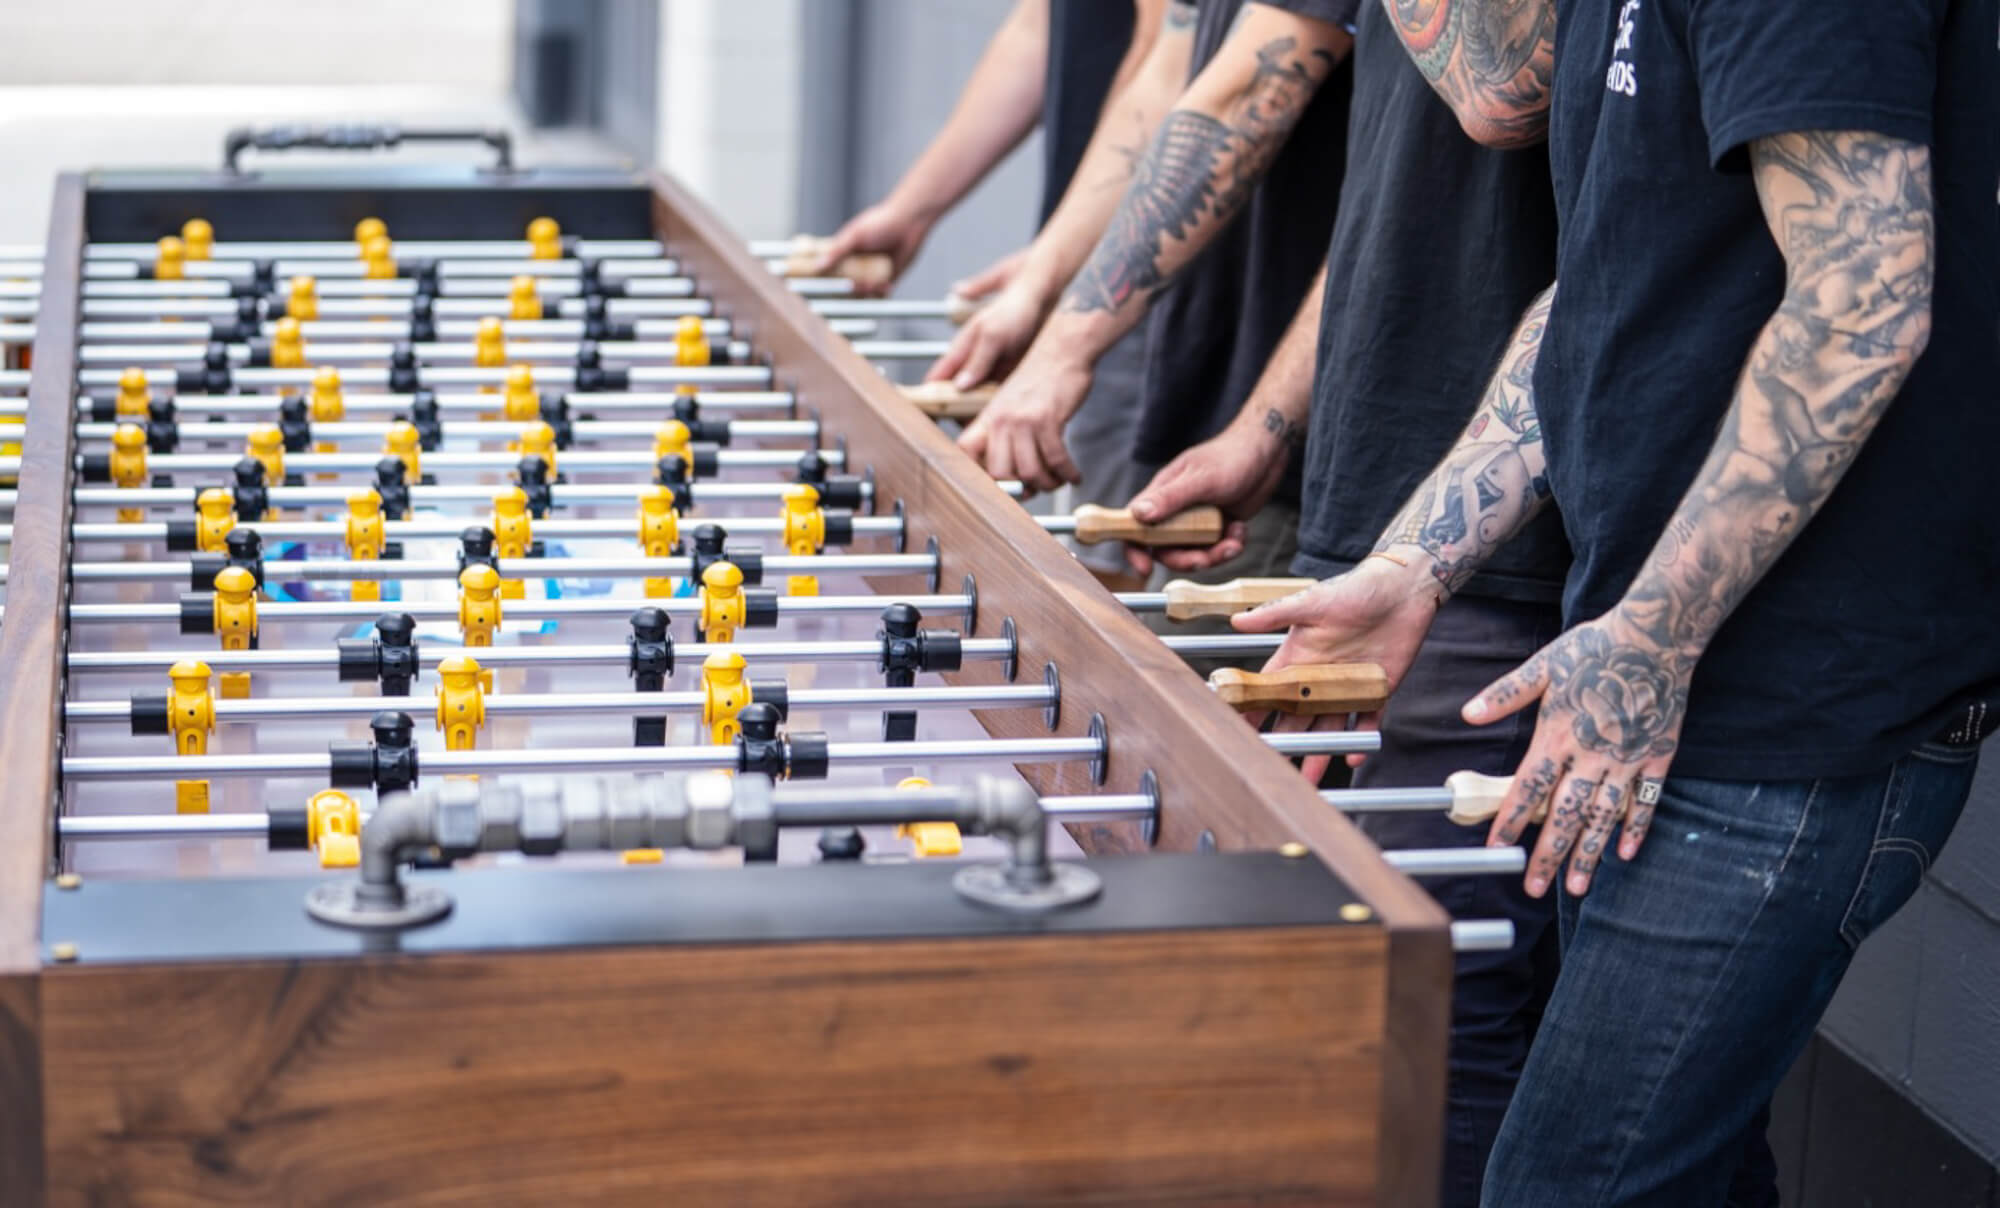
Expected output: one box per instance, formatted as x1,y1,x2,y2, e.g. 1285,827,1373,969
1043,1,1136,223
1131,0,1357,479
1292,4,1568,602
1540,0,2000,779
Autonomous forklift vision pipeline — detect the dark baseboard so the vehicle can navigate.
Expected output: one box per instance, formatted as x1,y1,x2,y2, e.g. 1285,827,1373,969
1772,1032,2000,1206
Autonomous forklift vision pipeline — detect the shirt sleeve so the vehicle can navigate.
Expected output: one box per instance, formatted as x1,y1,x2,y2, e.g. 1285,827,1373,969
1688,0,1940,169
1252,0,1363,32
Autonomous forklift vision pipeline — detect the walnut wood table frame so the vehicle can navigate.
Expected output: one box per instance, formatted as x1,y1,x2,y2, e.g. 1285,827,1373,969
0,167,1450,1206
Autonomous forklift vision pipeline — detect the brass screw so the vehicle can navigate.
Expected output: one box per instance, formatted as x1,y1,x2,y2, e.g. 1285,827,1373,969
1339,903,1374,923
50,942,78,963
1278,842,1309,859
55,873,81,891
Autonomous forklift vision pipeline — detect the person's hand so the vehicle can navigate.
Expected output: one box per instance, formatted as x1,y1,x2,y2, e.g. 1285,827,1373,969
1124,424,1291,576
1465,605,1691,899
956,347,1093,493
926,279,1049,391
1231,558,1447,782
809,201,929,295
950,248,1029,303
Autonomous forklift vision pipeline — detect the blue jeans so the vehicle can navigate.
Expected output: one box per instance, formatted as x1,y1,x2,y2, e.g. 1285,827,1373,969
1346,592,1564,1208
1481,736,1981,1207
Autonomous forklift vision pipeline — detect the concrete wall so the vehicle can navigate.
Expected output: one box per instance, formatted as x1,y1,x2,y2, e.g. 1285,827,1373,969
0,1,509,87
795,0,1043,302
1817,751,2000,1163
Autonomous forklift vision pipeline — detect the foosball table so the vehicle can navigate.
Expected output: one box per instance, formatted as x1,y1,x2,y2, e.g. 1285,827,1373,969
0,137,1523,1206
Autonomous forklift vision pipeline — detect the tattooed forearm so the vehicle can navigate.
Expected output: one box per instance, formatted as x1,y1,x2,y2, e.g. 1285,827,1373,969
1373,285,1555,591
1619,131,1934,662
1382,0,1554,147
1261,406,1306,449
1062,32,1337,315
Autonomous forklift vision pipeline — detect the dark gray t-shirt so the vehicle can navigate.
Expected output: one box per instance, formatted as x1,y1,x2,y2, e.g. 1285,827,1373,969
1292,3,1569,603
1042,1,1136,223
1130,0,1357,489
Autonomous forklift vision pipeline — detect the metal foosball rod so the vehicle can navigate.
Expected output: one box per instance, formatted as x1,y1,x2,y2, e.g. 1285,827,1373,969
76,293,714,320
61,479,868,508
52,387,799,420
76,316,772,344
58,725,1376,785
51,446,840,476
56,550,931,585
62,680,1058,727
77,362,770,391
59,627,1278,678
71,274,704,301
56,512,904,545
52,590,976,626
76,336,759,370
69,417,820,443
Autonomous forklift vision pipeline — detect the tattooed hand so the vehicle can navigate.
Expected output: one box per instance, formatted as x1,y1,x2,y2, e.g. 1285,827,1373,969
1465,607,1691,897
956,345,1093,494
1233,557,1448,782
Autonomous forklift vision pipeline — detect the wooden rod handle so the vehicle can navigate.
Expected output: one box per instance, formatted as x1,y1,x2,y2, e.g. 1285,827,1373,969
898,381,996,420
1444,771,1518,826
1207,663,1391,715
1072,504,1223,547
1161,576,1312,621
782,236,893,291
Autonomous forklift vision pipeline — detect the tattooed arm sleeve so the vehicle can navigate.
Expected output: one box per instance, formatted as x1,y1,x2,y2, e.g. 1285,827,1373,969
1616,131,1934,663
1372,284,1556,592
1035,4,1352,363
1381,0,1554,148
1008,0,1199,312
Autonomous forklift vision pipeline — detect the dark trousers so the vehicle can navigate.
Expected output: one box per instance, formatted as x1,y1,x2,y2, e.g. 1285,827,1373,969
1346,592,1565,1208
1480,738,1979,1206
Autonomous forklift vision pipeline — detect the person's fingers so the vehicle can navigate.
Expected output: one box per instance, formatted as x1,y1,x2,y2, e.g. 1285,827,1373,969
926,328,977,384
1620,758,1672,861
983,425,1016,485
1125,546,1157,576
952,331,1003,392
1156,540,1243,573
809,225,863,275
1462,651,1551,727
1300,752,1332,785
1011,426,1055,494
1565,770,1628,896
1129,465,1202,523
1523,764,1597,898
1036,422,1080,486
1155,519,1250,572
952,259,1010,300
956,412,990,461
1343,712,1381,768
1488,745,1564,849
1230,586,1314,633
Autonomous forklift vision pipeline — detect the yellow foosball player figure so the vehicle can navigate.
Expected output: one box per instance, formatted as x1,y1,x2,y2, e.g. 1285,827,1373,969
305,789,360,868
286,275,319,321
701,652,752,745
503,364,539,422
153,235,185,281
211,566,260,699
781,483,823,596
509,274,542,320
895,777,963,857
638,484,679,598
109,422,148,522
434,655,488,751
180,218,213,261
194,487,235,553
361,236,396,280
527,216,562,260
345,488,385,602
115,365,151,418
458,564,502,647
167,659,214,814
271,316,306,369
491,487,533,600
699,561,745,643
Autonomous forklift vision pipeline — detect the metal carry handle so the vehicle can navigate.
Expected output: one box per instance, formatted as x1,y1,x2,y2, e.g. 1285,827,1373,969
223,125,515,174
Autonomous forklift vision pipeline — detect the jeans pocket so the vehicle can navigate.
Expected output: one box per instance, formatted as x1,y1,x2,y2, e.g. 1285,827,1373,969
1837,747,1978,948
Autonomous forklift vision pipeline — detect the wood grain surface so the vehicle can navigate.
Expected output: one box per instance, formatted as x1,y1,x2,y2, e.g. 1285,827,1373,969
656,178,1449,1204
45,927,1388,1206
0,174,83,1208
